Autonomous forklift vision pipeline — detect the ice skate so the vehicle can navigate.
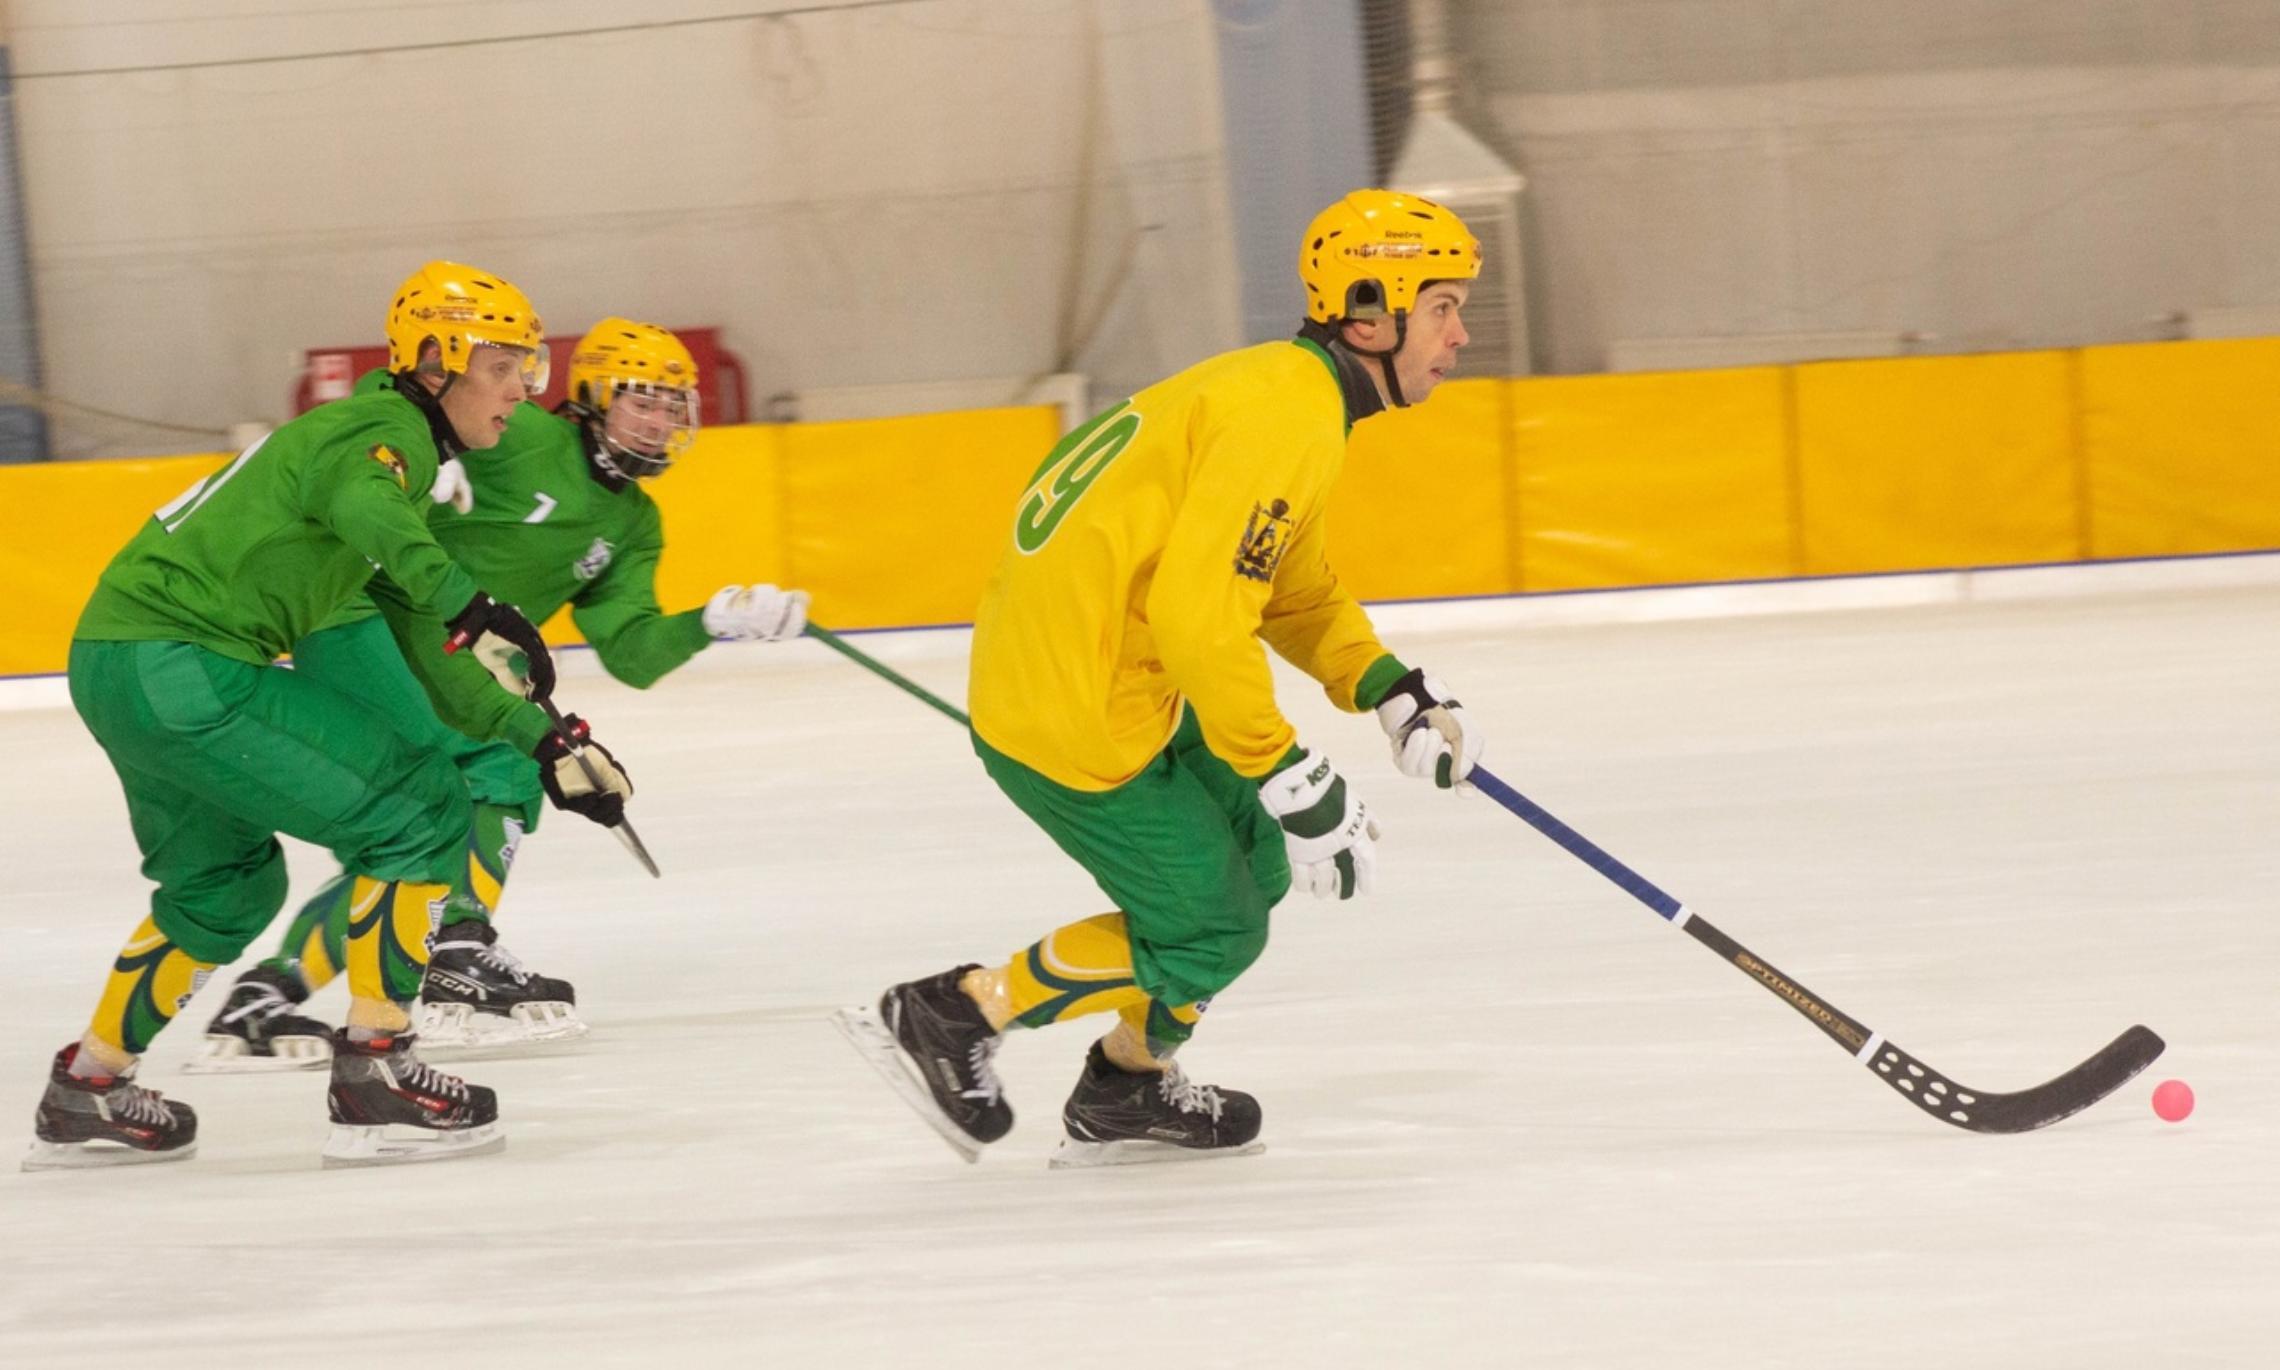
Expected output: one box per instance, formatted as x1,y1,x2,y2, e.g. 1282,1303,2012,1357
186,964,332,1073
833,964,1013,1163
1048,1041,1264,1169
415,919,585,1051
321,1030,502,1167
23,1044,198,1171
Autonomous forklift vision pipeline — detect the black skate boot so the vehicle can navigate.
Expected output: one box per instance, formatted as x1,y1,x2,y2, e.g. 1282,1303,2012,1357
1051,1040,1264,1168
832,963,1013,1162
321,1030,502,1167
417,919,584,1048
188,964,332,1073
24,1044,198,1171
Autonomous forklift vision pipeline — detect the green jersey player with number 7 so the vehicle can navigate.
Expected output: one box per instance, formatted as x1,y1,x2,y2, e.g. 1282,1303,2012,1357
24,263,624,1170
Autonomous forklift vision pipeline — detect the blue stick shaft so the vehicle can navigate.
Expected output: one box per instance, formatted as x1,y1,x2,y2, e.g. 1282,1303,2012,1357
1467,766,1685,921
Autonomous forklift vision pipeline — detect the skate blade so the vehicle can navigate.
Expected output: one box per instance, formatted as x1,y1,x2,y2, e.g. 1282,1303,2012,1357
831,1005,986,1165
22,1137,198,1172
415,1000,588,1053
1047,1136,1266,1170
321,1121,504,1168
182,1033,331,1074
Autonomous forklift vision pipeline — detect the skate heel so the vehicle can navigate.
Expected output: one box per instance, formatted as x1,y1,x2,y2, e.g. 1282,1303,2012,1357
832,1005,988,1164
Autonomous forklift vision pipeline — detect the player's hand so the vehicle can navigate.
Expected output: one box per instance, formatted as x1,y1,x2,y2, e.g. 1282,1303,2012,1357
431,458,474,515
1374,667,1480,790
533,714,633,827
703,584,810,643
1258,748,1379,900
444,592,555,702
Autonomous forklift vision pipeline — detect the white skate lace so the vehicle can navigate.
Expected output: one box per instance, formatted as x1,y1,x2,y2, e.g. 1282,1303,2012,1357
963,1037,1006,1106
391,1049,470,1101
109,1081,173,1127
218,984,289,1026
1156,1063,1224,1121
435,936,534,986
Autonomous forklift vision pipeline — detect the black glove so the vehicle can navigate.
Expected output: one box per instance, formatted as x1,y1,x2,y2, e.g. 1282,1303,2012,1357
444,592,555,703
533,714,633,827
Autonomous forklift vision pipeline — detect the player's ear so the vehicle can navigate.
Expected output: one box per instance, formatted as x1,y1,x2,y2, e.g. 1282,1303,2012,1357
1340,316,1390,350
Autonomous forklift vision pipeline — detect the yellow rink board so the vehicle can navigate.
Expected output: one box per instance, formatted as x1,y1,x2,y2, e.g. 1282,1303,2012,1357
8,341,2280,677
775,406,1059,629
1512,367,1794,591
1792,352,2082,574
628,406,1061,637
1331,378,1513,601
3,452,232,675
2078,338,2280,558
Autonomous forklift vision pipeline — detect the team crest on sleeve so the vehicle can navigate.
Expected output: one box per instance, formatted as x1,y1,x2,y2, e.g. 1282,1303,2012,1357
573,538,616,581
1233,498,1293,582
367,444,408,490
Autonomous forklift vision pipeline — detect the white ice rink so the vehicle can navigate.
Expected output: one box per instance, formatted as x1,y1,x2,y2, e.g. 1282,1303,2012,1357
2,563,2275,1368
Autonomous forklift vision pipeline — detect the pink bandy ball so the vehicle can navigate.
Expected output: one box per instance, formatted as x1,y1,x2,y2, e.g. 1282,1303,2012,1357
2151,1079,2194,1123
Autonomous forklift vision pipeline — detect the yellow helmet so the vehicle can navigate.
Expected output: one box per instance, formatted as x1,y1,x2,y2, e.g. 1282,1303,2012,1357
1299,189,1482,324
384,261,547,384
567,318,701,478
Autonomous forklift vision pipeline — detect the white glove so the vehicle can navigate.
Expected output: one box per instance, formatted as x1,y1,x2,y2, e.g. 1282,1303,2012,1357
431,458,474,514
1258,748,1380,900
703,584,810,642
1374,667,1481,790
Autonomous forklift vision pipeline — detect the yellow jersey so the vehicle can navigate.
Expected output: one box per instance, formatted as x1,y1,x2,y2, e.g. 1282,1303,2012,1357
968,339,1398,791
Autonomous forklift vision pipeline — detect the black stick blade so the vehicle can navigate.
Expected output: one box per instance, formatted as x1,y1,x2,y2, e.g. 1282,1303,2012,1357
1867,1026,2166,1134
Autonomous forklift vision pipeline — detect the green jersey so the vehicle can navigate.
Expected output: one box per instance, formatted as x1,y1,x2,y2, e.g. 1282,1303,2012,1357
352,373,710,753
75,392,478,667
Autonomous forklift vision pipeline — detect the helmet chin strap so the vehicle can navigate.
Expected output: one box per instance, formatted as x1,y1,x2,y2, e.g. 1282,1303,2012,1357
1341,313,1411,409
392,367,467,459
567,408,634,491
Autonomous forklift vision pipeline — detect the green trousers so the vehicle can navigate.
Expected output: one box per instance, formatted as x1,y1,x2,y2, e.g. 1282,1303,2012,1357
263,613,544,975
290,614,542,825
67,637,474,965
975,708,1291,1008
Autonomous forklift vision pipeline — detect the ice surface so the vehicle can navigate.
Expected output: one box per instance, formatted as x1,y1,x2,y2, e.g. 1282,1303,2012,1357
2,572,2274,1367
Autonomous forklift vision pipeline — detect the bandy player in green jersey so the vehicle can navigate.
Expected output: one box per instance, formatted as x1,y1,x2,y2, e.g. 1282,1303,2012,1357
25,263,633,1170
193,319,808,1067
839,191,1487,1166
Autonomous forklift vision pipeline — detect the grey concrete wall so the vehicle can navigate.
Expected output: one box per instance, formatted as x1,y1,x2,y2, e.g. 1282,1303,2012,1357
1451,0,2280,371
5,0,1245,455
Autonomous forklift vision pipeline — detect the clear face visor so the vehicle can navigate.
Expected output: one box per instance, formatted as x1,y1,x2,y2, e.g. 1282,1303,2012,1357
601,383,700,463
454,338,549,394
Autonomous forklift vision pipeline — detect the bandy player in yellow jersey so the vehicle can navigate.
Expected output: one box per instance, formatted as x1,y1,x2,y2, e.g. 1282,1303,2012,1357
838,190,1488,1165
